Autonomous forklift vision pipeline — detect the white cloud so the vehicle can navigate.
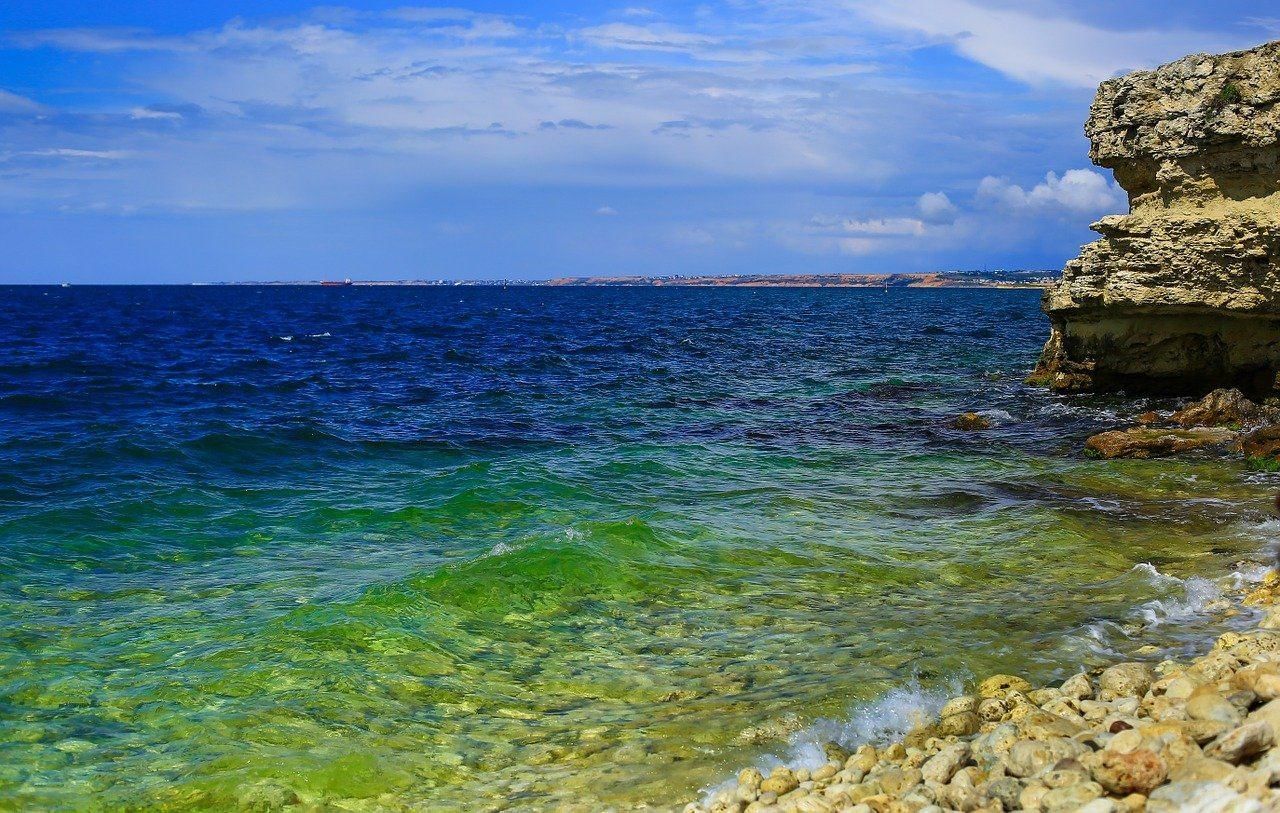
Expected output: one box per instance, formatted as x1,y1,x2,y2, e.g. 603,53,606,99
24,148,130,160
836,217,927,236
574,23,723,53
917,191,957,225
977,169,1124,216
0,89,43,113
130,107,183,120
8,27,191,52
853,0,1244,87
596,205,619,216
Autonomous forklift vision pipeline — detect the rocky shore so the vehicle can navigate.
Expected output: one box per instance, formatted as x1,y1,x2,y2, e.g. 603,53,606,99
1031,40,1280,396
683,574,1280,813
1082,388,1280,461
678,382,1280,813
676,40,1280,813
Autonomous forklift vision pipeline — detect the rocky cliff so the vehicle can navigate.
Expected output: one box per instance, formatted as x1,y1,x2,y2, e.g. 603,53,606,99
1032,40,1280,395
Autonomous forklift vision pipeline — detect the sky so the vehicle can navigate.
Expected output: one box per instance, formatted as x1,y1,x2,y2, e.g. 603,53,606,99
0,1,1276,282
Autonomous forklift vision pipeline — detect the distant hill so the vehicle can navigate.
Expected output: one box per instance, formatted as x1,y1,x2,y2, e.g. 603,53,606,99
545,271,1056,288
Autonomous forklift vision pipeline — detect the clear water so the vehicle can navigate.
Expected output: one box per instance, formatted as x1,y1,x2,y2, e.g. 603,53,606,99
0,286,1276,811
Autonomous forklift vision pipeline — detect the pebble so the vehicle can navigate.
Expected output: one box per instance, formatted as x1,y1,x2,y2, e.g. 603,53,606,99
681,569,1280,813
1203,721,1274,764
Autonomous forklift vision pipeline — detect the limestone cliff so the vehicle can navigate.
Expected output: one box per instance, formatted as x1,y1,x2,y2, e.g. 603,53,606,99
1032,40,1280,395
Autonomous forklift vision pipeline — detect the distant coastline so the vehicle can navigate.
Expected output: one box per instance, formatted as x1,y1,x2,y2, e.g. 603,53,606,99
213,270,1057,288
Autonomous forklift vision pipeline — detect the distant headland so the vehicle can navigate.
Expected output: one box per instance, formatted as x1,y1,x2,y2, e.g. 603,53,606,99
219,270,1056,288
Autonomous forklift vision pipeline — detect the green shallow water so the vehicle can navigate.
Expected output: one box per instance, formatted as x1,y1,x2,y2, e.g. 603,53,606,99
1,286,1278,811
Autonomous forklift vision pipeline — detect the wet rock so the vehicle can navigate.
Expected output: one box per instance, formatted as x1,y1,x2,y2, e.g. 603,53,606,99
937,712,980,737
846,745,878,774
822,742,850,765
971,724,1019,769
952,412,992,431
1100,663,1157,700
812,763,837,782
977,675,1032,699
1028,687,1062,705
1242,425,1280,462
940,696,978,717
1244,572,1280,607
1090,748,1169,795
1085,427,1238,459
1203,721,1274,764
976,697,1010,722
1171,389,1269,428
761,767,799,795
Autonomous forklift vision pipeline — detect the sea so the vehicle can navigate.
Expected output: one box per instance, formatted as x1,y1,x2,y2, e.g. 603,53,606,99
0,285,1277,811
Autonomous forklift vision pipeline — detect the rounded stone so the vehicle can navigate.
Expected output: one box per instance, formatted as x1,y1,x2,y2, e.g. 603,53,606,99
1203,721,1274,764
978,675,1033,699
939,696,978,718
937,712,980,737
1040,780,1104,813
1060,673,1093,700
1099,663,1156,700
1090,748,1169,795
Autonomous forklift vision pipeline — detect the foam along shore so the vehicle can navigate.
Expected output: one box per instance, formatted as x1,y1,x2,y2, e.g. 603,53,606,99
683,572,1280,813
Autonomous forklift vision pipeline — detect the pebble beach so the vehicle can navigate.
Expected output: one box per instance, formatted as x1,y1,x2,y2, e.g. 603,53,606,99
684,571,1280,813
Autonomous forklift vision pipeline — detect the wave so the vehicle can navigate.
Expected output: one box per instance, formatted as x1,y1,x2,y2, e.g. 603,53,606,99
702,679,961,804
1072,559,1271,659
402,518,675,615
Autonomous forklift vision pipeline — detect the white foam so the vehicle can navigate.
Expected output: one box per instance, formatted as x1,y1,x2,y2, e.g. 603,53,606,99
702,679,959,804
1132,562,1182,588
1136,576,1222,627
1036,401,1120,421
976,409,1014,424
1076,560,1274,656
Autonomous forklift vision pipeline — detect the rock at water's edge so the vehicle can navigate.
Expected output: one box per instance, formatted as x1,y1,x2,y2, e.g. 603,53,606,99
1031,41,1280,397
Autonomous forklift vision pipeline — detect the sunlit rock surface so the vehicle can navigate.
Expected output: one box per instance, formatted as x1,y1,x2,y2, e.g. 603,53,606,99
1033,41,1280,395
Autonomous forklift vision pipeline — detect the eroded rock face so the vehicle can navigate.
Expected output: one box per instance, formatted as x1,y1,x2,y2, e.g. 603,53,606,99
1032,41,1280,396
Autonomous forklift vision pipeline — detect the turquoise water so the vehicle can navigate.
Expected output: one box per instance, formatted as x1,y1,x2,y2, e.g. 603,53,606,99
0,286,1276,811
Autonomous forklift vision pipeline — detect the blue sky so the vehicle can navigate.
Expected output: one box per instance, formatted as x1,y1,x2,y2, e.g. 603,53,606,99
0,1,1275,282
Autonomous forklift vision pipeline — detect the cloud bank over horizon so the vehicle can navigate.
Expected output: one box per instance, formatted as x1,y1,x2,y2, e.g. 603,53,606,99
0,0,1271,282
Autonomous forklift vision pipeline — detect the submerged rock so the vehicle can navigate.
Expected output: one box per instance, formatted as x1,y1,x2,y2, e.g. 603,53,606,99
1030,41,1280,397
951,412,992,431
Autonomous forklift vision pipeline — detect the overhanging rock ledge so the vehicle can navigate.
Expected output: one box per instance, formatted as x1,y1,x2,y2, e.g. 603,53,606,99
1031,40,1280,396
